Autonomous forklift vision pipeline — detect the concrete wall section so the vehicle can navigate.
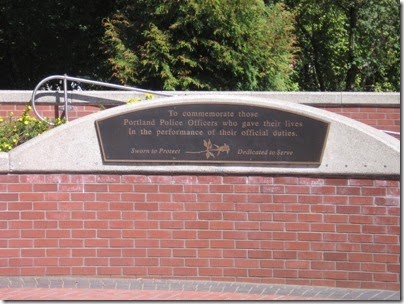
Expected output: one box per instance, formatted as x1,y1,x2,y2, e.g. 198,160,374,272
0,90,400,106
6,95,400,176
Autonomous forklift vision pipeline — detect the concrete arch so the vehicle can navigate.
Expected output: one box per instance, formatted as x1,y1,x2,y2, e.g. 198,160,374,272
2,95,399,176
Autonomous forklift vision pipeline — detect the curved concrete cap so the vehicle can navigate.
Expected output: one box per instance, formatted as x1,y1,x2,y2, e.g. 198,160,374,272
8,95,400,176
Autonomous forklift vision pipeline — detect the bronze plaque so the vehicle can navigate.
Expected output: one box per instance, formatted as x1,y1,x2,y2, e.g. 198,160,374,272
95,103,329,166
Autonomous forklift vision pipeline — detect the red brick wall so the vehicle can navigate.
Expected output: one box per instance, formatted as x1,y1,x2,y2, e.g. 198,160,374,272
0,174,400,290
318,106,400,138
0,104,400,139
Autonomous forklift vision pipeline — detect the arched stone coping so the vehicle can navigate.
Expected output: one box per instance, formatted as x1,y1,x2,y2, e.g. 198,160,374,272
1,95,400,176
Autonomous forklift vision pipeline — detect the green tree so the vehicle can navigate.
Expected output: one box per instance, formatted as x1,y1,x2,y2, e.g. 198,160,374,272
273,0,400,91
0,0,114,89
102,0,298,91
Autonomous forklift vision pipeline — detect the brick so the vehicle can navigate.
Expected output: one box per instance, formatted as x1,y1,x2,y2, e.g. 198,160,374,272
374,179,399,187
322,195,348,204
8,202,32,210
59,202,83,210
209,185,233,193
96,175,121,183
108,184,133,192
172,249,197,257
172,193,197,202
148,230,171,239
121,175,148,183
121,193,145,202
374,216,400,226
84,184,108,192
173,267,197,276
236,240,260,249
21,211,45,220
34,239,58,248
324,252,347,261
209,221,234,230
310,186,336,195
247,212,271,221
8,183,33,192
147,193,171,202
135,239,159,248
310,242,336,251
374,235,399,244
197,175,223,184
0,211,19,220
58,184,84,192
97,267,121,275
248,250,273,259
134,184,158,192
298,177,325,185
148,211,171,220
273,250,297,259
196,193,222,202
96,193,120,201
70,175,96,183
299,270,325,279
159,184,183,193
223,212,248,222
273,194,299,204
261,185,285,193
110,257,134,266
222,231,247,240
310,204,335,213
285,185,311,194
160,221,185,229
259,203,284,212
123,266,148,275
44,175,70,183
172,175,197,184
121,248,147,257
361,187,386,196
19,193,44,201
336,187,361,195
260,258,285,268
235,221,259,230
185,258,209,267
298,213,322,222
248,194,273,203
248,176,273,184
285,241,310,251
285,223,309,231
272,232,297,241
248,268,274,277
375,197,399,206
9,239,33,248
224,194,247,203
273,269,298,278
183,184,209,193
273,213,297,222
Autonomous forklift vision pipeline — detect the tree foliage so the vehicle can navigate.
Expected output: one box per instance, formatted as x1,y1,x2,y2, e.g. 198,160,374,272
102,0,298,91
0,0,400,92
0,0,114,89
273,0,400,91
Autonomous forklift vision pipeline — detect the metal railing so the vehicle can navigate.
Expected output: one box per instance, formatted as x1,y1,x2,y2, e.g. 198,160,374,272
31,74,174,125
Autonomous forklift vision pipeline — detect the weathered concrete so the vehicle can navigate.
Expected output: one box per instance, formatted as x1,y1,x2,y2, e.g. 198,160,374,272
0,152,8,172
6,95,400,176
0,90,400,106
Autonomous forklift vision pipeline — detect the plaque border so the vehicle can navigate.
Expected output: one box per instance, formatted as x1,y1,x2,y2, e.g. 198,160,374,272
95,102,330,166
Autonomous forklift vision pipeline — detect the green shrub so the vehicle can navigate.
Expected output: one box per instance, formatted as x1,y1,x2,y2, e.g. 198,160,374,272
0,105,65,152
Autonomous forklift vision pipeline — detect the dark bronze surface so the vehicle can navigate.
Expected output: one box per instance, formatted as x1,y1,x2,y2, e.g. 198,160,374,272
95,103,329,166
